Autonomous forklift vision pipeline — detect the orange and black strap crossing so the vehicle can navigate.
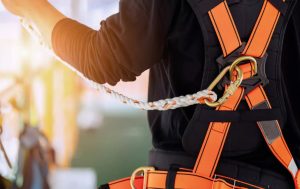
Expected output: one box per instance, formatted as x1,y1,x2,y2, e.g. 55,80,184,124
194,0,300,188
100,0,298,188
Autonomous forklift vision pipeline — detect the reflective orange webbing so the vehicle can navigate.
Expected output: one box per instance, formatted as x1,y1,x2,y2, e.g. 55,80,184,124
193,0,300,188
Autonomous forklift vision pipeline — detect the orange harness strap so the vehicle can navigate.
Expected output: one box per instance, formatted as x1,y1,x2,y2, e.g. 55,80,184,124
193,87,244,177
208,1,242,57
100,1,299,189
242,2,300,185
194,0,300,188
245,87,299,184
193,0,259,177
106,172,262,189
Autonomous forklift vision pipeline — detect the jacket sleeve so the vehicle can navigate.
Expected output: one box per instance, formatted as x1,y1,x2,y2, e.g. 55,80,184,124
52,0,174,85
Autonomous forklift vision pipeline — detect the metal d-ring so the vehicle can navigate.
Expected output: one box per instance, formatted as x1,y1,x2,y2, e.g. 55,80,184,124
130,167,155,189
229,56,258,81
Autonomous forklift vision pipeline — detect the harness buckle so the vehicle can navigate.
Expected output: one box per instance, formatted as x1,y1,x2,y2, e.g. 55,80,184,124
217,43,269,95
130,167,155,189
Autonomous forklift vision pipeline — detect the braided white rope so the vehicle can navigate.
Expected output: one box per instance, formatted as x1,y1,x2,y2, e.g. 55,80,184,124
20,19,217,111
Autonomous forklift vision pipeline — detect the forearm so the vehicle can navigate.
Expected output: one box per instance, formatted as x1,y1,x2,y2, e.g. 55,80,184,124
8,0,130,85
52,19,137,85
22,1,66,47
2,0,167,85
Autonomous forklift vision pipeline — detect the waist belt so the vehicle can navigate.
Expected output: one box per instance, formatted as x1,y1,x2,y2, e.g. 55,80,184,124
100,171,263,189
100,159,290,189
99,0,300,188
148,149,292,188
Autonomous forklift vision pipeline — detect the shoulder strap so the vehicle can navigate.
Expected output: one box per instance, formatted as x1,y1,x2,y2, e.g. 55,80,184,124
189,0,300,187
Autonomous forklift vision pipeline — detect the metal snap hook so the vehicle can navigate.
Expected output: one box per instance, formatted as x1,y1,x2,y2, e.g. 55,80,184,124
204,56,258,108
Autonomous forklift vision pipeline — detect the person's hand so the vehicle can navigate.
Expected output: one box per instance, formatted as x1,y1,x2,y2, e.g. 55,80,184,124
1,0,65,46
1,0,47,17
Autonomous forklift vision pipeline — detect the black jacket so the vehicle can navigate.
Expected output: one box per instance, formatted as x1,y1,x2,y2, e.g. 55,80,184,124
52,0,300,171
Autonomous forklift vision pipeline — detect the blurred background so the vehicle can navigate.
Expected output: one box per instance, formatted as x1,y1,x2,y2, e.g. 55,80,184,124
0,0,151,187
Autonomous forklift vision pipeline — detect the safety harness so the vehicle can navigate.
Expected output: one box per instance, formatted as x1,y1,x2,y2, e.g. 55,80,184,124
98,0,300,188
192,0,299,185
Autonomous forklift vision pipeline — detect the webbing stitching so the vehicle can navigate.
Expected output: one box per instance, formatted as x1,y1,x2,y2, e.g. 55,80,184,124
224,1,242,49
243,0,268,55
209,9,228,56
194,88,244,176
260,11,281,57
209,123,230,177
210,89,244,176
258,122,289,166
245,95,253,108
233,88,244,110
250,62,255,77
194,125,214,171
210,1,242,56
207,87,245,176
150,172,241,188
258,85,269,102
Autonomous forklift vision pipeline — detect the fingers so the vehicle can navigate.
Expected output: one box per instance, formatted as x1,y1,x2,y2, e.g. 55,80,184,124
1,0,23,16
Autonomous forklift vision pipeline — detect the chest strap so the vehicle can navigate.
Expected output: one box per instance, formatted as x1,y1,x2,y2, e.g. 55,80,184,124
193,0,300,188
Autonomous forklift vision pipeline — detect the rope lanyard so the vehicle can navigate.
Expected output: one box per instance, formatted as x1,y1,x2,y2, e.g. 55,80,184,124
20,19,221,111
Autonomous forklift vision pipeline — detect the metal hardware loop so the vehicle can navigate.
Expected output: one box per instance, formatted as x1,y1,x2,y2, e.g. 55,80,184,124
130,167,155,189
204,56,258,107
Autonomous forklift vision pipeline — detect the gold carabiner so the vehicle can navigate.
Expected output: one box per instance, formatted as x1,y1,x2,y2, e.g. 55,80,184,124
204,56,258,108
229,56,257,81
130,167,155,189
205,66,243,107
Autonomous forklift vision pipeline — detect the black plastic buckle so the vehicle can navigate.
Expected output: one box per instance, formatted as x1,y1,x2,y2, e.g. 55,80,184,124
216,43,269,95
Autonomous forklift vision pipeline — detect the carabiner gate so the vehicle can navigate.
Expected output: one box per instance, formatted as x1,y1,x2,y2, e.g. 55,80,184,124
204,56,258,108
